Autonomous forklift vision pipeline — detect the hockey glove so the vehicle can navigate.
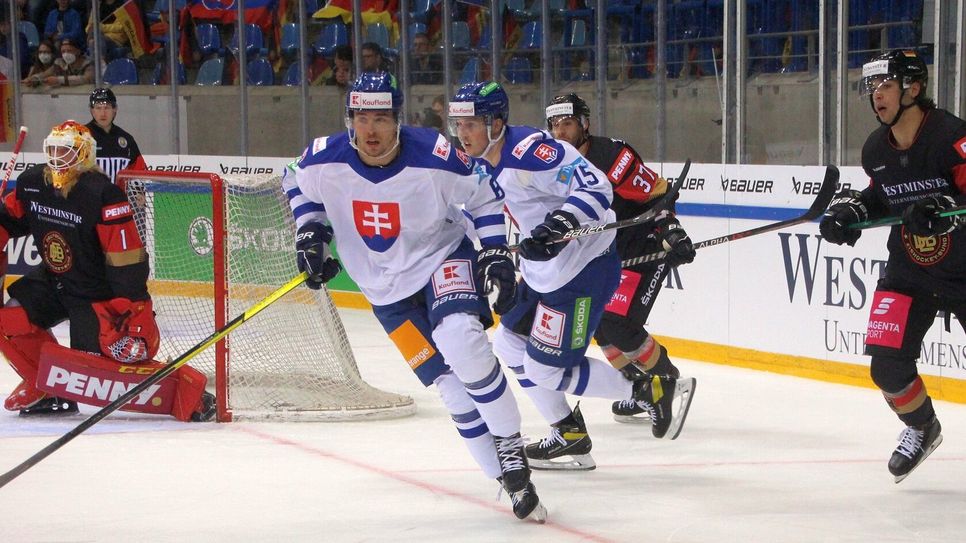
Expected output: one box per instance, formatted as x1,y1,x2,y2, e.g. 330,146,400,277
902,195,964,236
518,210,579,262
476,245,517,315
819,189,867,246
91,298,160,363
657,218,695,268
296,222,342,290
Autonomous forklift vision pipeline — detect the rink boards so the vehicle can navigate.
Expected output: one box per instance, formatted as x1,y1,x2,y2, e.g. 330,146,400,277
3,154,964,402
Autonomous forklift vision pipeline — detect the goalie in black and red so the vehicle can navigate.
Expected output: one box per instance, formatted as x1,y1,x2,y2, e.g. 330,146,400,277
0,121,214,421
820,50,966,483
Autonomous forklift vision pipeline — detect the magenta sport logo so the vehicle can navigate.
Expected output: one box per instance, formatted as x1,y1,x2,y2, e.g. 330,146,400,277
353,200,400,252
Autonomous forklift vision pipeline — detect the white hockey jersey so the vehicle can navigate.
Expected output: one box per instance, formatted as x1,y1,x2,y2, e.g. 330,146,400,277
284,126,507,305
493,125,615,293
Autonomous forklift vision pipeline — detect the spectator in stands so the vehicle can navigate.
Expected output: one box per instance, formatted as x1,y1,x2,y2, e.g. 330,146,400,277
86,0,138,61
323,45,352,88
0,9,30,78
360,42,386,73
43,0,84,47
420,107,443,133
43,37,99,87
22,38,57,86
411,32,441,85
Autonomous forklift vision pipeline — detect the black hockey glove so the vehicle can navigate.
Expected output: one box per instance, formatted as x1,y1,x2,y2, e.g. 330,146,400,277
657,218,695,268
295,222,342,290
902,195,964,236
518,210,579,262
476,244,517,315
819,189,867,246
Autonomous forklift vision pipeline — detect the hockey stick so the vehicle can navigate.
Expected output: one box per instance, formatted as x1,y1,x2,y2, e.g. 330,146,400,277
622,164,839,267
0,272,309,489
849,205,966,230
1,126,28,194
506,159,691,252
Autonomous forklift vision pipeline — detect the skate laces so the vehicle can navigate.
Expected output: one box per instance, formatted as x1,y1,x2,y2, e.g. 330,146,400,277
496,435,526,473
895,426,925,459
538,427,567,450
616,399,637,410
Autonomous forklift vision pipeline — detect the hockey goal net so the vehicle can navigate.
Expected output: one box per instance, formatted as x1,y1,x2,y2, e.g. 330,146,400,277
116,170,415,422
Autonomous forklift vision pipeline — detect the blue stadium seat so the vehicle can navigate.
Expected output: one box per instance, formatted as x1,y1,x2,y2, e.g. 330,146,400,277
504,56,532,84
247,58,274,85
313,22,348,56
411,0,438,24
148,0,187,24
521,21,542,50
195,57,225,85
18,21,39,53
283,62,301,86
152,61,187,85
229,23,266,58
103,58,139,85
459,56,480,85
366,23,390,50
280,23,300,60
451,21,470,50
196,23,222,58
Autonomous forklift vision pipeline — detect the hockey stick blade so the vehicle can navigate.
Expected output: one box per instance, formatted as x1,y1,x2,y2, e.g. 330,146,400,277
507,159,691,252
0,272,309,490
850,204,966,230
623,164,839,267
1,126,28,194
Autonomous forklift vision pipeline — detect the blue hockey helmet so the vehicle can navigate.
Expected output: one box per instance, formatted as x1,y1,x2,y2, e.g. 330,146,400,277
345,71,403,119
448,81,509,124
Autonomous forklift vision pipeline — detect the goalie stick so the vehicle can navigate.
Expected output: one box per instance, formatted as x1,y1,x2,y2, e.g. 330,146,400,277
0,272,309,489
1,126,28,194
849,204,966,230
506,159,691,252
622,164,839,267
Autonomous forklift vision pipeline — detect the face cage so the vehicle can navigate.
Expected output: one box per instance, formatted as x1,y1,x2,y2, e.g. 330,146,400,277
43,136,84,172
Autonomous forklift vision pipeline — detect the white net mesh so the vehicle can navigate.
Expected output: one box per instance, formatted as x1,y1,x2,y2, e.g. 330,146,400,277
122,171,415,421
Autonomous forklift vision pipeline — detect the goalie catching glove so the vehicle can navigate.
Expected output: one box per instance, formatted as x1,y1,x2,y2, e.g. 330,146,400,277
819,189,868,246
902,195,965,237
519,210,579,262
296,222,342,290
476,245,517,315
91,298,160,363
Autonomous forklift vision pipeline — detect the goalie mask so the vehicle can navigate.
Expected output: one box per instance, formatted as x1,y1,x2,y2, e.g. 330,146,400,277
448,81,509,158
860,49,929,126
43,120,97,191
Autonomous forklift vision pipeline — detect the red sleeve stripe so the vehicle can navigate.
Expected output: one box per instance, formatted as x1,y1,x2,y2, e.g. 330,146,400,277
951,163,966,194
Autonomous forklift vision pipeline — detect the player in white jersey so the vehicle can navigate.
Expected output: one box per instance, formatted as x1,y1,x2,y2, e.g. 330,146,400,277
449,82,696,461
282,73,545,522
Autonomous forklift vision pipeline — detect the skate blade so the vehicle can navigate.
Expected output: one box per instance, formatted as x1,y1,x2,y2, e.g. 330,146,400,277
665,377,697,440
894,433,943,484
613,412,651,424
524,502,548,524
530,454,596,471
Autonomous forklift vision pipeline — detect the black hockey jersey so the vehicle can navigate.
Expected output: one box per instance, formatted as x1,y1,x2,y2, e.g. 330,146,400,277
582,135,670,256
861,108,966,297
0,164,149,302
85,121,146,185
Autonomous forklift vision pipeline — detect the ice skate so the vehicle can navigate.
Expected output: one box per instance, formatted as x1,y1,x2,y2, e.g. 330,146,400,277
526,403,596,471
190,392,217,422
631,374,696,439
494,432,531,492
508,481,547,522
611,398,651,424
19,396,78,416
889,417,942,483
613,351,680,424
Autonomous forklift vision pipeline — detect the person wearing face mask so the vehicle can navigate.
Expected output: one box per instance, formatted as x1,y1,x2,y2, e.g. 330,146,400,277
44,38,100,87
22,38,57,87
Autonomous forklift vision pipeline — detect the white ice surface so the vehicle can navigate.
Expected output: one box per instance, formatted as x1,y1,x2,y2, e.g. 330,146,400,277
1,308,965,542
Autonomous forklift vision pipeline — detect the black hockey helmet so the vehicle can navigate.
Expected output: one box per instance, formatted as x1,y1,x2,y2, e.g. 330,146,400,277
545,93,591,131
89,87,117,109
860,49,928,97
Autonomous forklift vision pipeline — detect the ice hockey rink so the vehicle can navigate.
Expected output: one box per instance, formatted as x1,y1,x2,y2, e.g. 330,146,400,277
1,308,965,543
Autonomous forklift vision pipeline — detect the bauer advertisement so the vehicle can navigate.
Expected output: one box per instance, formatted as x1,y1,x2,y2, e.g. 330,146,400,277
1,155,964,392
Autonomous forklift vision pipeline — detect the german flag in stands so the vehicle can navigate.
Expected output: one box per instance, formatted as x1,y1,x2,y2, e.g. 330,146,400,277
114,0,158,58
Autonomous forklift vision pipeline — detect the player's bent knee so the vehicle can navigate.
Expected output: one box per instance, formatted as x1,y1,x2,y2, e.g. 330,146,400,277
431,312,495,381
522,354,566,390
433,371,476,414
492,325,527,368
869,354,919,393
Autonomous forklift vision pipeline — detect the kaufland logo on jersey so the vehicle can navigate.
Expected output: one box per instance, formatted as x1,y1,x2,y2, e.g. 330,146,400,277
432,259,474,297
349,92,394,109
353,201,400,252
532,304,565,348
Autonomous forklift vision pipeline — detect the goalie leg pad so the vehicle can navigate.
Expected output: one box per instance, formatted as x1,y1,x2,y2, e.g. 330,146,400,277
37,343,209,421
0,307,58,411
